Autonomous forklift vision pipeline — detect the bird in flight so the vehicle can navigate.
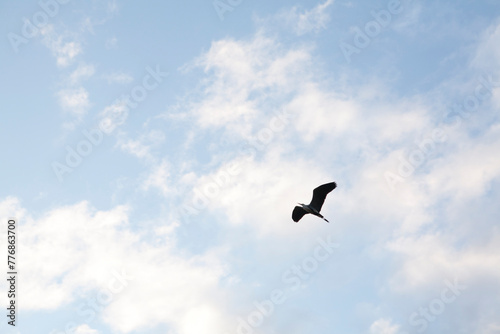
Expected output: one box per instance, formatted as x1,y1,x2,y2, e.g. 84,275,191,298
292,182,337,223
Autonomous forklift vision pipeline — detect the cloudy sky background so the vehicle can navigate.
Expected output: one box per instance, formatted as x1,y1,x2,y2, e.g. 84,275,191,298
1,0,500,333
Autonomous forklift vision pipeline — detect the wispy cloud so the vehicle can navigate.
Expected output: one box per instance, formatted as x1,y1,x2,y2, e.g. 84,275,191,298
58,63,95,130
80,0,120,34
57,87,90,118
40,25,82,68
274,0,335,35
99,100,129,134
105,36,118,49
102,72,134,85
141,158,171,196
69,63,96,85
118,129,165,161
293,0,335,35
471,21,500,72
370,318,400,334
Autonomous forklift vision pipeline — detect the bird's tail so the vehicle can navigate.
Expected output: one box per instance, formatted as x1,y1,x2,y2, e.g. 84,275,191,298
323,217,329,223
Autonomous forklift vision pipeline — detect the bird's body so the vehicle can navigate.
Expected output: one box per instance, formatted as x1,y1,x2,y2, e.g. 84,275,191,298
292,182,336,223
294,203,327,221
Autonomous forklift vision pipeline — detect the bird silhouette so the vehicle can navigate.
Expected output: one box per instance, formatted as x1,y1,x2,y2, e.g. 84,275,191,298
292,182,336,223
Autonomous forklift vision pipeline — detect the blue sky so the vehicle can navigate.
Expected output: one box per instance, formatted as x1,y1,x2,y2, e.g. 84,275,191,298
1,0,500,333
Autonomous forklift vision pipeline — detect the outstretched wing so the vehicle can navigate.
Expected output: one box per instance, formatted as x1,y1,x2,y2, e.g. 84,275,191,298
309,182,336,211
292,206,308,222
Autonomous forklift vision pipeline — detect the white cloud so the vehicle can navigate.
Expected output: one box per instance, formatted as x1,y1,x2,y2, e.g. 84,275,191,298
40,25,82,68
69,63,96,85
107,0,119,16
0,196,25,220
181,152,333,238
74,324,99,334
120,139,151,159
99,100,129,134
177,305,232,334
141,159,171,196
423,125,500,201
392,2,424,35
480,323,500,334
189,35,312,133
175,30,437,241
118,130,165,161
103,72,133,85
291,0,335,35
387,233,500,292
288,82,359,142
1,198,230,333
57,64,94,131
79,1,120,35
186,29,434,151
270,0,334,36
370,318,400,334
57,87,90,117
